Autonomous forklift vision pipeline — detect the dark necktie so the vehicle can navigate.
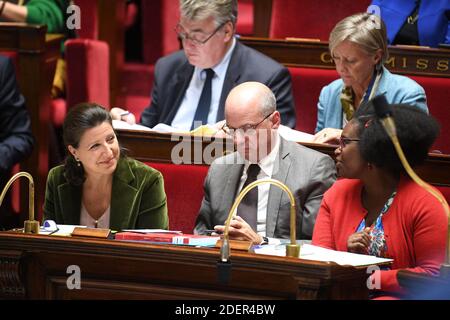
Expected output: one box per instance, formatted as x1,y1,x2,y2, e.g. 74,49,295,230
236,164,261,230
191,68,215,130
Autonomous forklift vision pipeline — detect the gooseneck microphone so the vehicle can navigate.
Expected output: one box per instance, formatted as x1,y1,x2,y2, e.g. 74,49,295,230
217,178,300,284
370,95,450,272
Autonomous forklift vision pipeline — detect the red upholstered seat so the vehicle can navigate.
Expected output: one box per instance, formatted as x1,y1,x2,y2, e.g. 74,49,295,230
288,66,450,155
51,39,110,126
141,0,180,65
409,75,450,154
65,39,110,109
237,0,254,36
145,162,209,234
269,0,371,40
288,67,339,133
51,0,110,127
73,0,98,39
125,1,138,28
120,63,154,122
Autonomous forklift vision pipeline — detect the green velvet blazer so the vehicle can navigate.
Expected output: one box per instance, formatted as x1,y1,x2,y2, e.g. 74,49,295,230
43,157,169,231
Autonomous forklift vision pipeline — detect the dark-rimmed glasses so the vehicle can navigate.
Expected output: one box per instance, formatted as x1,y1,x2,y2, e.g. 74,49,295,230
221,112,273,138
339,137,360,149
175,21,228,46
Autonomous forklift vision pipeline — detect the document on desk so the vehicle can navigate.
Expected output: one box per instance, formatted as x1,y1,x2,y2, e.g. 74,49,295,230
278,125,314,143
254,243,393,267
112,120,154,132
113,120,218,136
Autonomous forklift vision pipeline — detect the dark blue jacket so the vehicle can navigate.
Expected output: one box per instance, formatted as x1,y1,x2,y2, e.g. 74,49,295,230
0,55,33,173
371,0,450,47
140,41,296,129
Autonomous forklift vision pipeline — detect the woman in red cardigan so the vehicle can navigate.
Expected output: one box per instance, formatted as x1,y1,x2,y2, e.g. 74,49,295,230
312,102,448,298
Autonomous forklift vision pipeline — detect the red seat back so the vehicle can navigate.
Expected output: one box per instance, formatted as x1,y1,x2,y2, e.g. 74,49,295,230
74,0,99,39
288,66,450,155
270,0,371,40
141,0,180,65
145,162,209,234
65,39,110,108
288,67,339,133
409,75,450,154
237,0,254,36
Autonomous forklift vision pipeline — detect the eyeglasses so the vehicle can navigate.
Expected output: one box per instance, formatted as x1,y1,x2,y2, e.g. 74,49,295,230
222,112,273,138
175,21,228,46
339,137,360,149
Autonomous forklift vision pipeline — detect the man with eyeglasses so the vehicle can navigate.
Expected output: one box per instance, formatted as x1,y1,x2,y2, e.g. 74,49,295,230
194,82,336,244
111,0,296,131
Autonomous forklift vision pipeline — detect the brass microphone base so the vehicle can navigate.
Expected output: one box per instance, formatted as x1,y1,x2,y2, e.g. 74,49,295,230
286,244,300,258
24,220,40,234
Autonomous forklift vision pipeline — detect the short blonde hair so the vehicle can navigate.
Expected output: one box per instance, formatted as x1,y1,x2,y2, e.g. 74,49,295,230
329,13,389,64
180,0,238,28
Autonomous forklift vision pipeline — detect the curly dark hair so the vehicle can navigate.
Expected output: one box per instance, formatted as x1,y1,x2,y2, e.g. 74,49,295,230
62,103,123,186
352,101,440,174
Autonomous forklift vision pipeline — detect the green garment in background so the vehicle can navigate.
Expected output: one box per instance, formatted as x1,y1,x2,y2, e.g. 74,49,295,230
25,0,65,33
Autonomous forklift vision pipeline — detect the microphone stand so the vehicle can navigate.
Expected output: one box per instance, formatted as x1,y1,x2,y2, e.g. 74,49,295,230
217,178,300,284
0,172,39,234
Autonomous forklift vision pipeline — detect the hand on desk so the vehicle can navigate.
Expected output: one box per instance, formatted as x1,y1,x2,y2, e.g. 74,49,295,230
213,215,263,245
313,128,342,144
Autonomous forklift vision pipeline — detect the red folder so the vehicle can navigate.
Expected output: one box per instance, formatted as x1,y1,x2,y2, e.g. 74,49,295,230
115,232,220,247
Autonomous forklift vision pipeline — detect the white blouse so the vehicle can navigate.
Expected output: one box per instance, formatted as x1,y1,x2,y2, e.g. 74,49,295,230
80,202,111,229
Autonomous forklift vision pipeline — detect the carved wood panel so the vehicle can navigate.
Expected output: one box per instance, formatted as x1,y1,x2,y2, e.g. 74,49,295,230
0,250,25,299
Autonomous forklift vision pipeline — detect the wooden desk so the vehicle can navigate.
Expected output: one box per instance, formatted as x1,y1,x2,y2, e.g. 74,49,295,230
0,23,62,222
117,129,450,187
240,37,450,78
0,232,370,299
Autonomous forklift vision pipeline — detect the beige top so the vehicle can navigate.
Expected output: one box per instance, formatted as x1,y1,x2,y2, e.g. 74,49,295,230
80,202,111,229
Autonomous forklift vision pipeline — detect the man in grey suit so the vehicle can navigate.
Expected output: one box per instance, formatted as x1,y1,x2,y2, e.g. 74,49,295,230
112,0,296,130
194,82,336,244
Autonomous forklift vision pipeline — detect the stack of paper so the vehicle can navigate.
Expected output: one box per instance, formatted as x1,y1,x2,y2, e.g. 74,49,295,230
112,120,218,137
278,125,315,143
254,243,393,267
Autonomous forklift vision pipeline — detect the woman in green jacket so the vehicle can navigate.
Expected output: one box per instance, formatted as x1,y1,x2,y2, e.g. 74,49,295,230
43,103,169,231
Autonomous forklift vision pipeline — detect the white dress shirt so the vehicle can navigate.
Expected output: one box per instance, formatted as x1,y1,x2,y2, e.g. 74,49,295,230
171,38,237,130
236,133,281,240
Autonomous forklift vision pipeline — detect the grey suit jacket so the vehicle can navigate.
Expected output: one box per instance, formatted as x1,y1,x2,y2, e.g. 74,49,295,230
194,138,336,239
140,40,296,128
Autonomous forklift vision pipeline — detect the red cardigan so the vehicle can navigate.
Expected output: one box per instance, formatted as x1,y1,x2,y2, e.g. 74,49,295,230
312,177,448,294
